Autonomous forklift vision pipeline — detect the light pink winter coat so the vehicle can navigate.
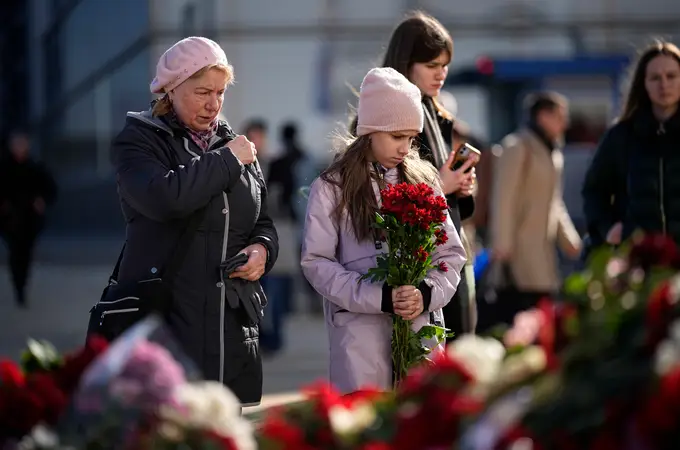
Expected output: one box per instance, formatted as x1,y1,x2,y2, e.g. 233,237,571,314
301,167,467,393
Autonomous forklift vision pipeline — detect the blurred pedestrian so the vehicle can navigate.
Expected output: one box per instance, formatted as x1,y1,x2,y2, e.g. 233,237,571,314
0,130,57,308
243,118,270,178
267,122,308,224
484,91,581,332
583,41,680,250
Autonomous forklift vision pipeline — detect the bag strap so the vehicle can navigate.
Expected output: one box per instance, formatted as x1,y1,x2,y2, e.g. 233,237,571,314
108,205,208,285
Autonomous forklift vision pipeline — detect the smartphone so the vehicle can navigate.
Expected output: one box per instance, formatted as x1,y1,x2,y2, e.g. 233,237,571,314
450,142,481,172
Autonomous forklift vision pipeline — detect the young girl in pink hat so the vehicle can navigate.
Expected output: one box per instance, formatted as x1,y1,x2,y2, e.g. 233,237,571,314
301,67,467,393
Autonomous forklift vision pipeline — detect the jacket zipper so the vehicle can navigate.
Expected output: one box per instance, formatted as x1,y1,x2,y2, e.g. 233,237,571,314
211,137,230,385
658,123,667,234
100,307,140,325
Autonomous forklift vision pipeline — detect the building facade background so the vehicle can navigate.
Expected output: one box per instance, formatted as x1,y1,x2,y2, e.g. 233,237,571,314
12,0,680,234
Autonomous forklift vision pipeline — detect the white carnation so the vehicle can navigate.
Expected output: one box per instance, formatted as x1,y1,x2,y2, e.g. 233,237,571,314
448,334,506,385
160,381,256,450
328,400,377,437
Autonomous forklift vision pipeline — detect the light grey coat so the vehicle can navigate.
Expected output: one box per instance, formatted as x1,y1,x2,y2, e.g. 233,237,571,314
301,167,466,393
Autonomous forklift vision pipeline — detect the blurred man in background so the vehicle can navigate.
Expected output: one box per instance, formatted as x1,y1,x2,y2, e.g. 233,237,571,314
243,118,270,178
0,131,57,308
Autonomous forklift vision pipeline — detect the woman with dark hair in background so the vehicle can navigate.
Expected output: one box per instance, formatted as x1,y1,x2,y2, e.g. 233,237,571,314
351,11,477,339
582,41,680,248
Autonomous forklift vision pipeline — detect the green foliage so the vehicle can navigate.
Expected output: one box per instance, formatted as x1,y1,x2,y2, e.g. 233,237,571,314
20,339,63,374
360,211,449,387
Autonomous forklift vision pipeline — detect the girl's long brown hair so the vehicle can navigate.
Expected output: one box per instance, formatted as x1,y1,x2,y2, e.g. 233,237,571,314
619,40,680,122
320,134,440,242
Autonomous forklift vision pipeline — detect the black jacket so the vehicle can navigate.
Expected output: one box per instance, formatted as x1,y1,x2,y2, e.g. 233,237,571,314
0,155,57,236
582,109,680,247
417,104,476,337
111,110,279,405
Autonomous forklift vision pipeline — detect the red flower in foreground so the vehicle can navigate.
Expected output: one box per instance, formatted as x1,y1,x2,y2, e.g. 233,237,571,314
26,373,68,425
628,234,678,270
392,352,482,450
437,261,448,272
536,298,559,371
636,366,680,443
0,359,24,387
646,281,676,348
259,414,315,450
55,334,109,392
589,429,623,450
360,442,392,450
0,387,45,438
205,430,239,450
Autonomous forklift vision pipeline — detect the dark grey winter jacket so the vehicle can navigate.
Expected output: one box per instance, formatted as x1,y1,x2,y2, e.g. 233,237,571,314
110,110,279,406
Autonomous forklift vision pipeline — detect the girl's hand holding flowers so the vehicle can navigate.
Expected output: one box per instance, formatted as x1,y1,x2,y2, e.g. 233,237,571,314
392,286,424,321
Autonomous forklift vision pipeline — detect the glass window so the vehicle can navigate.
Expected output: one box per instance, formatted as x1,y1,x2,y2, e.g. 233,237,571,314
43,30,62,108
43,47,151,181
43,88,97,178
60,0,149,91
108,47,152,134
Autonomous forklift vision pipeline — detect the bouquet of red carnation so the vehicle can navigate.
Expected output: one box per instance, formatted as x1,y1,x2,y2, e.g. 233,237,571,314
360,182,451,387
0,335,109,443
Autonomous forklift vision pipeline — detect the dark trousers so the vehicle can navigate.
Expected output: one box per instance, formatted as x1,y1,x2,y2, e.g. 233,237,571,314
3,229,38,305
443,265,475,343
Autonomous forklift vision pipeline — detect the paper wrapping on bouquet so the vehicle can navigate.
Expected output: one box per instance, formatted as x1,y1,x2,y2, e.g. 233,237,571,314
57,315,201,448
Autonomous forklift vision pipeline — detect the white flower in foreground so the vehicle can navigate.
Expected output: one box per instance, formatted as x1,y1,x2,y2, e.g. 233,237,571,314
500,346,547,387
17,424,59,450
160,381,256,450
448,334,506,385
654,319,680,376
328,400,377,437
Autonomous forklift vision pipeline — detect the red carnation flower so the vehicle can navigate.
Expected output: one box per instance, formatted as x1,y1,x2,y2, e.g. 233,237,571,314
0,359,24,387
629,234,678,270
360,442,392,450
55,335,109,392
646,281,676,348
438,262,448,272
259,414,315,450
205,431,239,450
0,387,45,438
26,373,68,425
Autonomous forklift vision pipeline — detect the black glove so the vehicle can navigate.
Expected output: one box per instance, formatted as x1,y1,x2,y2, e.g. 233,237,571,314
220,253,267,324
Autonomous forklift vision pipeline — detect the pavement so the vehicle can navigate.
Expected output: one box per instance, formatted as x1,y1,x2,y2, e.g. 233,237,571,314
0,228,328,415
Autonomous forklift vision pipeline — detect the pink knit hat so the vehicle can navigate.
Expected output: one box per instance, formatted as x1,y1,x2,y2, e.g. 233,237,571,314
356,67,423,137
150,37,230,94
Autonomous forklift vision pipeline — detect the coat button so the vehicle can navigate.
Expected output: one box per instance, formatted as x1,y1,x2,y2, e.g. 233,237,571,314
222,208,228,214
150,267,158,274
216,281,224,288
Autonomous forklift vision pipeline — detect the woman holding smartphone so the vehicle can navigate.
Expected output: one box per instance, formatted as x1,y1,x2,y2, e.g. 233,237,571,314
352,11,478,339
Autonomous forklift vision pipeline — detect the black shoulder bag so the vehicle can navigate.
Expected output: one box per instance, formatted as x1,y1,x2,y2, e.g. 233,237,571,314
86,206,207,341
